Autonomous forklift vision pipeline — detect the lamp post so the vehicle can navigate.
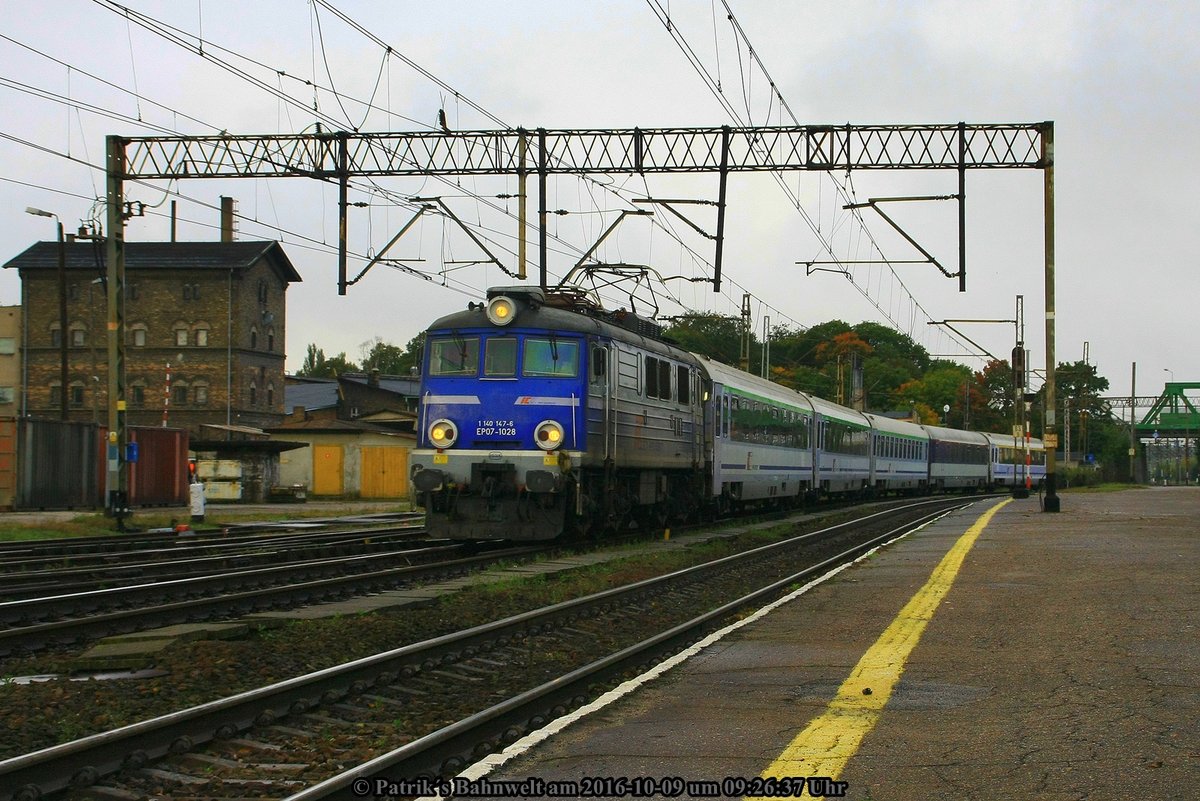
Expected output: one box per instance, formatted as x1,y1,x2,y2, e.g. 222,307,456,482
1164,369,1176,483
25,207,68,421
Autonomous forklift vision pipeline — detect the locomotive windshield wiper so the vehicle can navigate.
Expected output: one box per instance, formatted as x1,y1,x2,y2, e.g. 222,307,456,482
549,332,559,364
452,330,468,370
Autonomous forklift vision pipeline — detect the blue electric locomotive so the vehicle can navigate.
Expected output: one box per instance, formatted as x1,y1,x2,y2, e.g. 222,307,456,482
410,286,703,540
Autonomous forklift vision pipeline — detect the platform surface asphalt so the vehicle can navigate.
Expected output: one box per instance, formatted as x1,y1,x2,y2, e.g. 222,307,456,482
446,488,1198,801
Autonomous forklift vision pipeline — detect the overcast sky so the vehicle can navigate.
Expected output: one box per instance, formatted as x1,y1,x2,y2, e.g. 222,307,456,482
2,0,1197,400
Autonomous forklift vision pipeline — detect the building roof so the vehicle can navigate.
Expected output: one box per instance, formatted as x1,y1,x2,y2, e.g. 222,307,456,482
3,240,302,283
284,379,339,414
267,417,414,438
339,372,421,396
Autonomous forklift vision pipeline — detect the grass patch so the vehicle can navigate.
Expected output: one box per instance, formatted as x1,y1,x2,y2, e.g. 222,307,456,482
1059,483,1146,494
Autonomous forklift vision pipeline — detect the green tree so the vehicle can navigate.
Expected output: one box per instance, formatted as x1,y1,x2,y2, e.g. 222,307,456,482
359,337,407,374
662,313,744,366
296,344,358,378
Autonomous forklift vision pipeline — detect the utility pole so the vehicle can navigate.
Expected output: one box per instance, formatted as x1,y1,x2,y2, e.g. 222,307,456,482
1129,363,1137,482
1042,121,1061,511
105,135,130,529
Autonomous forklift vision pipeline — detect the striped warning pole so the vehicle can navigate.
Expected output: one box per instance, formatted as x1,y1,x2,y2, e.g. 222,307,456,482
162,362,171,427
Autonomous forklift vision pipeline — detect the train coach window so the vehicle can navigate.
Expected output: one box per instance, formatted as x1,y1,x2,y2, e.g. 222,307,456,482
484,337,517,377
428,336,480,376
524,338,579,377
677,365,690,405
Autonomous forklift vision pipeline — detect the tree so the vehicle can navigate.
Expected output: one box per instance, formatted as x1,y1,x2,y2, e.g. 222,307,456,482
661,313,744,366
359,337,407,374
296,344,358,378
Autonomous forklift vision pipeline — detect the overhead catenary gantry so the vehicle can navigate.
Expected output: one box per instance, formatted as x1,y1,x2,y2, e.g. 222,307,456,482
102,121,1062,523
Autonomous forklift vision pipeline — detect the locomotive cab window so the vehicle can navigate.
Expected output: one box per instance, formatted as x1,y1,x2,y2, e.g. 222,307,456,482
523,338,579,377
483,337,517,377
428,336,481,376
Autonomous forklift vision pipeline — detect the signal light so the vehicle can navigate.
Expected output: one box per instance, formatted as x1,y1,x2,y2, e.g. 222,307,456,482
534,420,564,451
429,418,458,449
486,295,517,326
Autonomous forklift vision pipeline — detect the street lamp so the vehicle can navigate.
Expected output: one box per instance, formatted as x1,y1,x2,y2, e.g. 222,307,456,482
25,207,68,421
1163,368,1174,384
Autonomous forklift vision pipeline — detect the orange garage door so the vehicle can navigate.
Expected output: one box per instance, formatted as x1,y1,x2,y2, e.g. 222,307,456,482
312,444,344,496
360,446,408,498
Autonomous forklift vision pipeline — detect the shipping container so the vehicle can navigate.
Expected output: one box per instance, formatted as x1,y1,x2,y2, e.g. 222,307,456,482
128,426,190,507
17,418,102,509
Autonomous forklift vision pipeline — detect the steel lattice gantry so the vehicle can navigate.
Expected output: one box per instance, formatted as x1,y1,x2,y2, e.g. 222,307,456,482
102,121,1062,521
122,124,1046,177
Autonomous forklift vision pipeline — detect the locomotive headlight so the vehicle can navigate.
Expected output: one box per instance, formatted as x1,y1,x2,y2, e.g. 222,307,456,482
534,420,564,451
429,418,459,449
486,295,517,326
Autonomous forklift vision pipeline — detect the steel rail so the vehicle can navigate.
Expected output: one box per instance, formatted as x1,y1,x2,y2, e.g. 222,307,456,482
0,498,969,800
0,544,543,656
0,527,429,600
0,513,424,564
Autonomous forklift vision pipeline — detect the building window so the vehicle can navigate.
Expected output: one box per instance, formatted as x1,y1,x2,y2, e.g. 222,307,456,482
249,382,257,406
131,384,145,406
267,329,275,352
70,384,85,407
0,337,15,355
173,384,188,406
0,387,14,404
267,384,274,407
50,327,62,348
250,328,258,350
68,284,80,301
194,384,208,405
49,384,62,407
182,283,200,300
71,328,86,347
175,328,189,347
195,328,208,347
129,284,139,300
257,279,268,303
132,327,147,347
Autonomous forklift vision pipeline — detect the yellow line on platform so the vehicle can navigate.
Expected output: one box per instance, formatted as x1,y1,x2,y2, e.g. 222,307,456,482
751,498,1012,798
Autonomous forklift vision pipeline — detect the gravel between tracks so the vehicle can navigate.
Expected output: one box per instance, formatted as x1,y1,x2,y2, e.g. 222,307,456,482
0,517,855,762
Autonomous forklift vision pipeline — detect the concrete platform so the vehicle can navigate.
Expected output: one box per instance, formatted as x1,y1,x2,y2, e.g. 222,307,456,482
456,488,1199,801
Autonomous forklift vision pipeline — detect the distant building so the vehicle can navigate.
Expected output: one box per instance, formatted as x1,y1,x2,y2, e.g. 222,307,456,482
274,371,419,498
3,241,301,434
0,305,19,418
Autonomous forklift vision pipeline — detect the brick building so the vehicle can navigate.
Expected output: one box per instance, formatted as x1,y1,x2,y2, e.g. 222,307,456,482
3,241,301,434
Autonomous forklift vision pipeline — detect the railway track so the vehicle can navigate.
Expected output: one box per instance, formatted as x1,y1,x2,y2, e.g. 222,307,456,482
0,497,974,801
0,514,426,594
0,540,545,657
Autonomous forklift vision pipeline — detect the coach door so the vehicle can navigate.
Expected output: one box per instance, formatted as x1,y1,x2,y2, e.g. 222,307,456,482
588,342,616,461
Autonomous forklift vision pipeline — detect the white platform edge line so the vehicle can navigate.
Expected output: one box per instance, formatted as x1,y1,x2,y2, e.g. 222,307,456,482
416,505,968,800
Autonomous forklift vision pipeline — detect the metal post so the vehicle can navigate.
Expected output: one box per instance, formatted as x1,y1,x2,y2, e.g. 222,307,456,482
517,129,528,281
958,121,966,292
105,135,129,528
56,220,67,421
1129,362,1137,482
538,128,548,290
713,126,730,293
1042,121,1060,511
336,133,349,296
